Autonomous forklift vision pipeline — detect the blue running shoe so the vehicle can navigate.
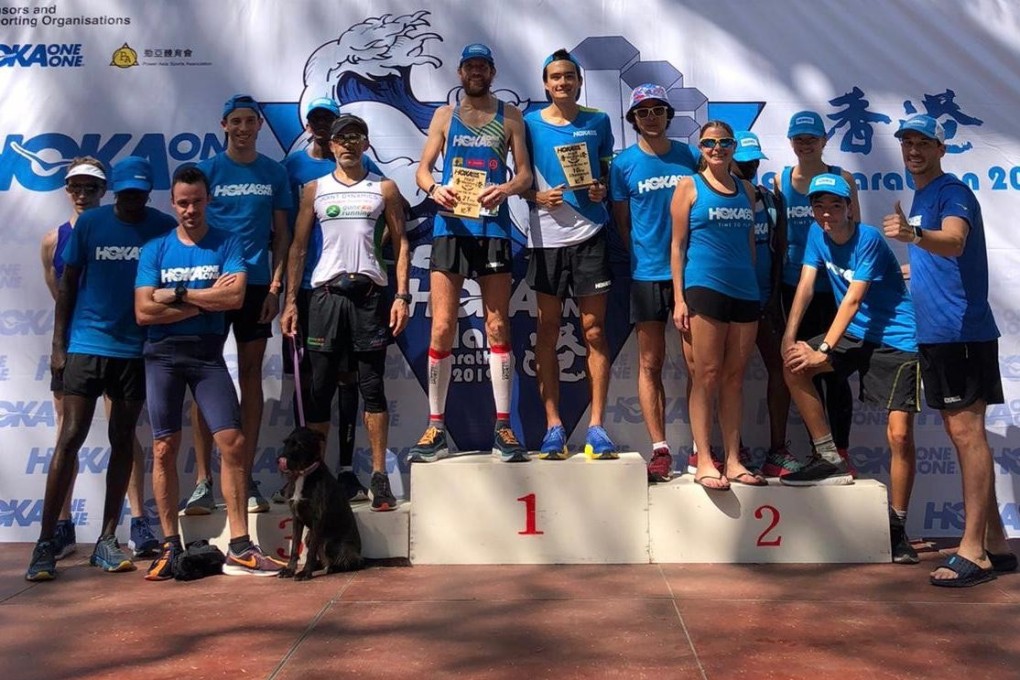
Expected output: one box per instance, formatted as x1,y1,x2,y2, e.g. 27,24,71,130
538,425,569,460
90,535,137,573
130,517,161,558
25,540,57,582
53,519,77,561
493,422,530,463
584,425,618,460
408,425,450,463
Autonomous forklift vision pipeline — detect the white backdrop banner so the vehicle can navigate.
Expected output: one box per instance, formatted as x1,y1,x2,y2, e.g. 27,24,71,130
1,0,1018,542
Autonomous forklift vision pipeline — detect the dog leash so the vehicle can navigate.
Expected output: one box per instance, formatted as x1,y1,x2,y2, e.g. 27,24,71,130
290,333,307,428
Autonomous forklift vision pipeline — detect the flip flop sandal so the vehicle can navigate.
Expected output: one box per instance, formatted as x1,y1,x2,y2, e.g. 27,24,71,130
930,554,997,588
694,472,730,492
729,471,767,487
989,551,1018,573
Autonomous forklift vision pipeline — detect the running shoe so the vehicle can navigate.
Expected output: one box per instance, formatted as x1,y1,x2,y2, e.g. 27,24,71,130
90,535,136,573
408,425,450,463
129,517,161,558
223,543,286,576
837,448,858,479
890,515,919,564
145,541,181,582
538,425,569,460
25,540,57,582
183,478,215,515
647,447,673,483
247,478,270,513
370,472,397,512
761,445,803,478
493,422,530,463
584,425,618,460
52,518,77,561
339,472,369,502
780,455,854,486
687,448,724,475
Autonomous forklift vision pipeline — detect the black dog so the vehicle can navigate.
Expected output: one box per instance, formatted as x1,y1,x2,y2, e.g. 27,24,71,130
277,427,363,580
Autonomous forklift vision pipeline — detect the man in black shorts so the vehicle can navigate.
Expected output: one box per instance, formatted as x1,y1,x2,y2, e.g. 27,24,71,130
883,115,1014,587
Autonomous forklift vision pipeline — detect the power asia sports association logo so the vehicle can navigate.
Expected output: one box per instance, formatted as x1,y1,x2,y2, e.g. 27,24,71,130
257,10,765,450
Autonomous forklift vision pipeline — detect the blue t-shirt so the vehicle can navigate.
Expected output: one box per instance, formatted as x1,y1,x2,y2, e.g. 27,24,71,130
684,174,758,302
907,173,999,344
282,149,382,289
135,227,247,341
609,140,699,281
61,205,176,358
804,223,917,352
781,165,840,292
197,152,292,285
52,220,74,280
525,107,614,247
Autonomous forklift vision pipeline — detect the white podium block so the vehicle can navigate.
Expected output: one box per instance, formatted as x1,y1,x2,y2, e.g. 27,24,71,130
649,477,891,563
410,452,649,564
179,501,409,561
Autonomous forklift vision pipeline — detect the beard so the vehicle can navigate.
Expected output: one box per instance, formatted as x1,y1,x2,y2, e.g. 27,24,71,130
461,75,492,97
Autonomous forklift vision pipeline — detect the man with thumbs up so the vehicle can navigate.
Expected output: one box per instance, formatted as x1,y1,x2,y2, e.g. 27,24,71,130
884,114,1013,588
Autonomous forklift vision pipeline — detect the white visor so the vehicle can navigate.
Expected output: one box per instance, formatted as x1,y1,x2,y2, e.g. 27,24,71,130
66,164,107,182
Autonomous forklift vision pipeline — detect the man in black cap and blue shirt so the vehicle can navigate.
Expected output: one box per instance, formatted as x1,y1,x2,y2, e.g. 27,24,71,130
883,114,1015,586
409,43,533,463
26,157,177,581
781,173,922,565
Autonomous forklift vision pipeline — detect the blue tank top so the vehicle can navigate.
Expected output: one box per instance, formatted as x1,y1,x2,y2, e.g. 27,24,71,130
752,187,774,306
781,165,838,291
433,100,511,239
684,174,759,302
52,221,73,280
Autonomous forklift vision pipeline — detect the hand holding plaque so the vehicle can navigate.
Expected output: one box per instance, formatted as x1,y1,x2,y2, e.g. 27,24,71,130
449,166,487,219
554,142,594,188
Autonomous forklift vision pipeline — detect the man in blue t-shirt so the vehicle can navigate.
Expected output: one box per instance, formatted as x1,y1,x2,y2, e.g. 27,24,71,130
135,166,284,579
189,94,293,516
883,115,1013,587
609,83,698,480
26,157,176,582
780,174,922,563
523,48,617,460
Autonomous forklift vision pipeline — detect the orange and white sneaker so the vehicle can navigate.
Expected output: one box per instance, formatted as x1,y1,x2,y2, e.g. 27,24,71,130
145,541,181,582
223,543,286,577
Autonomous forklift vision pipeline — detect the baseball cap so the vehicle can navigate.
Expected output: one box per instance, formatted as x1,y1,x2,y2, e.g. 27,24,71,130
305,97,341,118
110,156,153,193
626,83,672,119
330,114,369,138
66,162,107,182
460,43,494,66
787,110,826,138
222,93,260,119
894,114,945,143
807,173,851,200
542,50,582,76
734,131,768,162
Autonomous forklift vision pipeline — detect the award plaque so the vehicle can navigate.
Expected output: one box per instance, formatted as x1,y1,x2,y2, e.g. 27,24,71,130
449,166,487,219
553,142,594,188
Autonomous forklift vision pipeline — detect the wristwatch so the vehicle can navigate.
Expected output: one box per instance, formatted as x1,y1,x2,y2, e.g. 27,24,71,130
911,226,923,244
173,282,188,303
817,341,831,355
395,293,412,304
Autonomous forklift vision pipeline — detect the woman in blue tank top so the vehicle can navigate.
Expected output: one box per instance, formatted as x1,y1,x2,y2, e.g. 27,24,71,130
670,120,764,491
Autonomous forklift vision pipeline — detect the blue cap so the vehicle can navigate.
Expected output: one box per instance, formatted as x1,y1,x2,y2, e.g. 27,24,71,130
807,173,851,199
626,83,671,116
111,156,153,193
460,43,494,66
222,93,260,119
305,97,340,118
734,131,768,162
787,110,826,138
542,51,582,76
895,114,945,143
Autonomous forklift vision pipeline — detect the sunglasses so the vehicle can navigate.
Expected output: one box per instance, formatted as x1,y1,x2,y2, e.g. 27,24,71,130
66,183,102,195
699,138,736,150
332,133,366,145
633,105,668,119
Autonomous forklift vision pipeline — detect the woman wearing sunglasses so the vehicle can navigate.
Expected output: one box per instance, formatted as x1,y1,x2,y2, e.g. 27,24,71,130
670,121,764,491
778,111,859,475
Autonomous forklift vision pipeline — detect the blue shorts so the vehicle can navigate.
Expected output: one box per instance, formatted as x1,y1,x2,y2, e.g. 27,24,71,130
143,335,241,438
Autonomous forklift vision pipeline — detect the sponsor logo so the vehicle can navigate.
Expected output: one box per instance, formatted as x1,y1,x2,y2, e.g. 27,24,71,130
326,205,340,218
212,183,273,197
573,130,598,138
160,264,220,283
636,174,683,194
110,43,137,68
605,395,690,425
999,356,1020,380
25,446,119,475
452,134,499,148
0,309,52,336
0,263,23,289
0,400,56,427
787,205,813,219
824,262,855,283
0,355,8,380
0,498,88,527
924,501,1020,532
993,447,1020,475
708,207,753,221
0,43,83,68
94,245,141,261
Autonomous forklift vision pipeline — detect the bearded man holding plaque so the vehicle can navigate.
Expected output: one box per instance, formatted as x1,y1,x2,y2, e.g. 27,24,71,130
410,44,533,464
522,48,617,460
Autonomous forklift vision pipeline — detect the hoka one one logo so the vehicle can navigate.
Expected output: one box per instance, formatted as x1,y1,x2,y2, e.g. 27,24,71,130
637,175,683,194
213,183,272,197
94,246,141,261
708,207,752,221
452,134,499,148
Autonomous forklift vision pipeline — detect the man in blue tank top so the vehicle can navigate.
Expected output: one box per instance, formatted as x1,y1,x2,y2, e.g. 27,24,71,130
409,44,533,464
883,115,1013,587
188,94,293,516
136,166,284,579
781,174,922,566
609,83,698,480
26,157,176,582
